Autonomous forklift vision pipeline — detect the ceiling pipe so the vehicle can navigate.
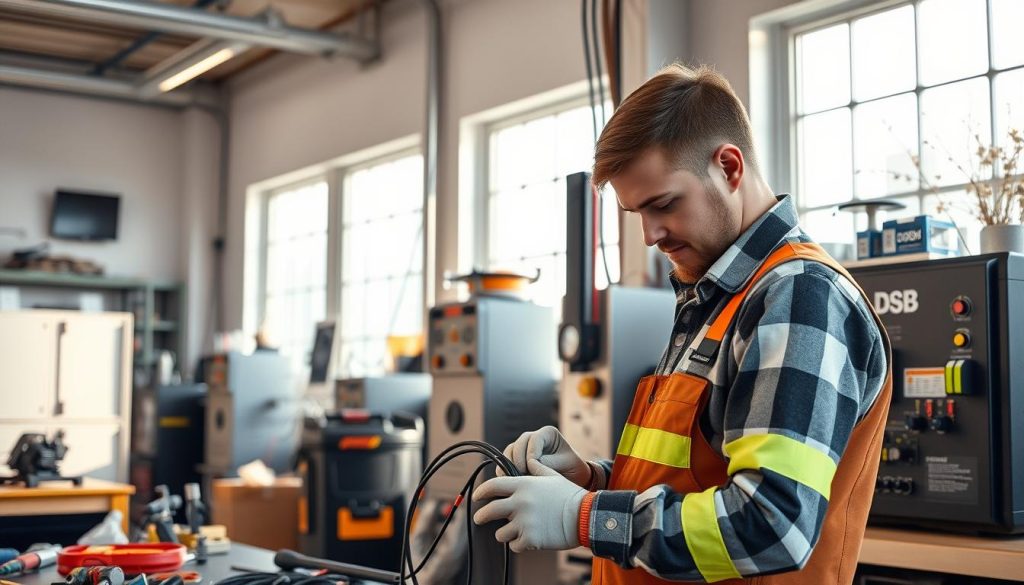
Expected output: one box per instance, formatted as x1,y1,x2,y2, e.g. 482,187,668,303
420,0,440,317
0,0,379,60
0,62,196,106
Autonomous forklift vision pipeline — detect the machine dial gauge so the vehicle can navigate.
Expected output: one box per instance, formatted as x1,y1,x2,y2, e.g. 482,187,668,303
559,324,581,362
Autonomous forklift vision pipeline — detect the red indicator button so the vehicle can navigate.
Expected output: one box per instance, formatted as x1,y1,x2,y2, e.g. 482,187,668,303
951,297,972,317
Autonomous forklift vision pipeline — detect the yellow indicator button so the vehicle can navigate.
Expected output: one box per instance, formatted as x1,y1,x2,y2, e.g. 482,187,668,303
952,331,970,348
578,377,602,398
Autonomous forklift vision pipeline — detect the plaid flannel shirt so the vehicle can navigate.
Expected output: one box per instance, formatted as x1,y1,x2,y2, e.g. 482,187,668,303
583,195,888,581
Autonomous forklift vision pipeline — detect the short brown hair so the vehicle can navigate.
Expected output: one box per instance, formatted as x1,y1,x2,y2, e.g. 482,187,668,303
592,64,759,188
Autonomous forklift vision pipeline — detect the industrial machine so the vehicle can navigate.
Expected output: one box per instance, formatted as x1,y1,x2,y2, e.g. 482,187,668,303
1,431,81,487
557,172,676,581
426,287,559,583
850,252,1024,534
199,351,298,476
335,374,431,422
297,411,423,572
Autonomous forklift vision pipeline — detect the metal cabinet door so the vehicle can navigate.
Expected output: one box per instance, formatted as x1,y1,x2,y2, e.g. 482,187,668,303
56,313,132,420
0,311,56,419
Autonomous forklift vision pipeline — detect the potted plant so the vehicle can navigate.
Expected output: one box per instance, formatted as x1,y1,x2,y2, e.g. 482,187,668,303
923,128,1024,254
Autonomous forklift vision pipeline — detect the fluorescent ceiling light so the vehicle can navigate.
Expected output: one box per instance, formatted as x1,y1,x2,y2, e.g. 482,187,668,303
157,47,236,92
137,38,249,98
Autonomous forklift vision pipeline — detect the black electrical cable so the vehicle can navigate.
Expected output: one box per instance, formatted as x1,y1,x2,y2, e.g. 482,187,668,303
399,440,520,585
590,0,607,128
400,447,503,584
585,0,614,288
215,571,348,585
581,0,599,143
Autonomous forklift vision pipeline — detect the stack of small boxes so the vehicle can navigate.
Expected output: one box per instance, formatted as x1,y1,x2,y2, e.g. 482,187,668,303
857,215,961,260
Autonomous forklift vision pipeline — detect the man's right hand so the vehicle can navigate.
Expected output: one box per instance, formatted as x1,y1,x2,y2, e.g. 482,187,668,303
502,425,593,488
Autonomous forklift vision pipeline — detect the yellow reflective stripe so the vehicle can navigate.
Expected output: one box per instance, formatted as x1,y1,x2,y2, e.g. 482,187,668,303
616,423,640,455
950,358,958,395
682,487,741,582
615,424,691,468
725,434,837,500
945,361,955,395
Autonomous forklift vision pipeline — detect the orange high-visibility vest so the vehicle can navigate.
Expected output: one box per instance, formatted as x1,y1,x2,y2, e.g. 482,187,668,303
592,242,892,585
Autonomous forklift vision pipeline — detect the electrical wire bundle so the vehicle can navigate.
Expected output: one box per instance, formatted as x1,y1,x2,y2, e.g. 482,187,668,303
217,571,352,585
399,440,521,585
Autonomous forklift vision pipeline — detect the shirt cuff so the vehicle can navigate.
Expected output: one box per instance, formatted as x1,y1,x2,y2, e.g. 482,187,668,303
577,491,597,547
585,489,635,565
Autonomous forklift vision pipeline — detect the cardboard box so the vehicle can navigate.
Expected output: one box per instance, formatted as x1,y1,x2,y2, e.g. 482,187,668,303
881,215,960,256
211,477,301,551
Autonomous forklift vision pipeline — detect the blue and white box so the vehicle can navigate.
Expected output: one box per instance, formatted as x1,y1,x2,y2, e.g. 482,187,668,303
857,230,882,259
881,215,960,256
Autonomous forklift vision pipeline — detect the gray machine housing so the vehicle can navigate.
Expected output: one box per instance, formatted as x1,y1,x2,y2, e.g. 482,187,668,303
427,295,558,585
427,296,557,498
558,285,676,581
203,351,299,476
335,374,432,422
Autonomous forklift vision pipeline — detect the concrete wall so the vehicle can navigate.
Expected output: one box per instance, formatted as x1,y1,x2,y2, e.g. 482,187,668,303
0,86,183,281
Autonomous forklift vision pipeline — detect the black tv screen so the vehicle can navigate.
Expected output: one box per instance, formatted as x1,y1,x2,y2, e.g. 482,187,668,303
50,190,120,241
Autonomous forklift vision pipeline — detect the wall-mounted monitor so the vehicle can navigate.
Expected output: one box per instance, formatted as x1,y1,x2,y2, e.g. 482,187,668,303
50,189,120,241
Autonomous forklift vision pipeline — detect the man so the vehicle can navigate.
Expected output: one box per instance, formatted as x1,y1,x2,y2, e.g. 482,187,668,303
471,64,892,584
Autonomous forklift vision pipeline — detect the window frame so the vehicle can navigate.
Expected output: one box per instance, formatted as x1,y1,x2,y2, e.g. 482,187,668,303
243,135,423,379
335,146,426,377
752,0,1024,247
477,93,600,270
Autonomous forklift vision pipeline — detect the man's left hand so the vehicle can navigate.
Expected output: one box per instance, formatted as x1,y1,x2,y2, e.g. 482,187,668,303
472,459,587,553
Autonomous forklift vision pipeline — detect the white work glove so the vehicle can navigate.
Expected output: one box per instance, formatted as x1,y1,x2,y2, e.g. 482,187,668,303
503,425,593,488
472,459,586,552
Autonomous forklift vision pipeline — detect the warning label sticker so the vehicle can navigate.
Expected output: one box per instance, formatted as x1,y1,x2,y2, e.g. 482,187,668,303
925,455,979,504
904,367,947,398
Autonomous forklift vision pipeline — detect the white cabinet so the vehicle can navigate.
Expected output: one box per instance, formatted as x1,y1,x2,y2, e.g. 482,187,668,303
0,310,133,482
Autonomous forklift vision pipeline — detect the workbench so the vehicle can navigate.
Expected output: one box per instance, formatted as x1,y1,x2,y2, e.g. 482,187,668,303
0,478,134,534
861,526,1024,581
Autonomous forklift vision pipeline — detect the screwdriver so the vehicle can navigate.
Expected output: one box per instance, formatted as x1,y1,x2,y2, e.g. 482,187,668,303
0,551,17,565
0,545,61,576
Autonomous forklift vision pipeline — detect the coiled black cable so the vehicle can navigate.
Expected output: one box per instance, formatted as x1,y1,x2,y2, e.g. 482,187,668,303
399,440,520,585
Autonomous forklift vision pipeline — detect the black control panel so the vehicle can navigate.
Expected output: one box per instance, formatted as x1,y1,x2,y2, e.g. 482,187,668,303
850,253,1023,534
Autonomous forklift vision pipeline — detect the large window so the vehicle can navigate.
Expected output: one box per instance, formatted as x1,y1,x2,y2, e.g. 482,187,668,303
483,100,619,313
261,180,329,374
248,142,423,382
339,153,424,377
791,0,1024,252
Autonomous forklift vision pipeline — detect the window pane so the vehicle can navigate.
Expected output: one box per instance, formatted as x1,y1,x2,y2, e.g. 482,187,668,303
799,108,853,207
389,274,423,336
556,106,595,177
489,188,533,262
994,69,1024,150
486,102,617,298
342,222,369,283
338,154,424,378
340,285,365,338
797,23,851,114
491,124,529,191
852,5,916,101
595,244,620,290
918,0,988,86
801,208,855,245
992,0,1024,69
854,93,919,198
923,192,981,254
921,78,992,187
262,181,328,372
